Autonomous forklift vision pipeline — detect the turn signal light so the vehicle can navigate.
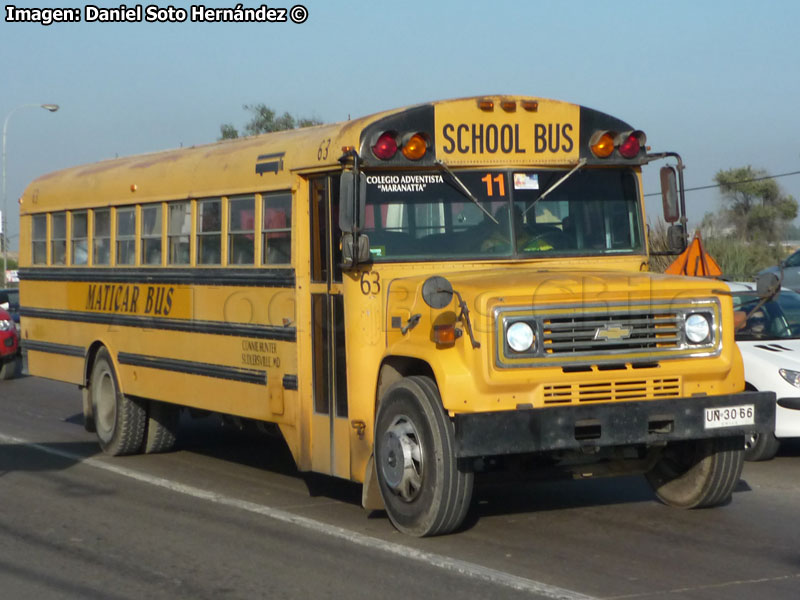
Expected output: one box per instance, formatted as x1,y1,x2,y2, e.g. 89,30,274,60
372,131,398,160
590,131,616,158
433,324,456,346
401,133,428,160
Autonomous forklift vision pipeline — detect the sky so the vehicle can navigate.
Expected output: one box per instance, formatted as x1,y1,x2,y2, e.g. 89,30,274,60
2,0,799,251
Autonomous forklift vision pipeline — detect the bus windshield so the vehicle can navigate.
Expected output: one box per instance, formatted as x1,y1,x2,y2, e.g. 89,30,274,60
362,168,643,261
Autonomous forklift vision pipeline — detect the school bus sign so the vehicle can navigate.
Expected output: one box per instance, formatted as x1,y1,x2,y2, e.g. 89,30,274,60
435,98,579,165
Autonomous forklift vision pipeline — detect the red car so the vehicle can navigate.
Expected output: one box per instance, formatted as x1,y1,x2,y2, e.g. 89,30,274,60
0,307,21,379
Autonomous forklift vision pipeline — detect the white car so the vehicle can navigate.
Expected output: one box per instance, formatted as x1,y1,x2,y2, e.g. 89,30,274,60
728,282,800,460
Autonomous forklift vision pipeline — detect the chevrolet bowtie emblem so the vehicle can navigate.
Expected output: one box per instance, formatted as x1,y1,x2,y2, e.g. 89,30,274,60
594,324,632,341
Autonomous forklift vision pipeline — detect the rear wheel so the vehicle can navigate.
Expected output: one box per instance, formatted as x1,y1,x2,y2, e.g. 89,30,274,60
374,376,473,537
90,348,146,456
646,436,744,508
144,400,180,454
744,431,780,462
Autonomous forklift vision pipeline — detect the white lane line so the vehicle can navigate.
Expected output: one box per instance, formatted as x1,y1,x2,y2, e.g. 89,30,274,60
1,433,597,600
606,573,800,599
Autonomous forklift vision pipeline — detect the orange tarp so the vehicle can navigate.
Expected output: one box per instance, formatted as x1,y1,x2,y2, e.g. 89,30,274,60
665,232,722,277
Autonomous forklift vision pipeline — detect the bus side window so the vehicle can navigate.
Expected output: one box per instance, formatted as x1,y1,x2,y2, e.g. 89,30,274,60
116,207,136,265
93,209,111,265
168,202,191,265
263,192,291,265
71,211,88,265
51,212,67,265
141,205,163,265
197,199,221,265
32,214,47,264
229,195,255,265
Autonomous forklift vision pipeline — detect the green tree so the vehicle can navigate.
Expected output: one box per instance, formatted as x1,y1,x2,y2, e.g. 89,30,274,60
689,167,799,277
714,166,797,245
219,104,323,140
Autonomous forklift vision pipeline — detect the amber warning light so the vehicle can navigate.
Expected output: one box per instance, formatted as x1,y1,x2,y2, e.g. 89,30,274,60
589,130,646,159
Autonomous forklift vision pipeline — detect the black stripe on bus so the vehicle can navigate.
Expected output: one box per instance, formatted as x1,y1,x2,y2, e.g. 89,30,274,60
117,352,267,385
20,307,297,342
22,339,85,357
18,267,296,288
282,374,298,390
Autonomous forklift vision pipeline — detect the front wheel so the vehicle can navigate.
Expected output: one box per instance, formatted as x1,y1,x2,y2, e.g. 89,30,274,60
646,436,744,508
744,430,780,462
374,376,473,537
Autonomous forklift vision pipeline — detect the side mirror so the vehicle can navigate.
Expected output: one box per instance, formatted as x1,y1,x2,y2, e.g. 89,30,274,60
666,224,686,253
339,171,366,233
756,271,780,300
422,276,454,309
341,233,371,268
660,166,680,223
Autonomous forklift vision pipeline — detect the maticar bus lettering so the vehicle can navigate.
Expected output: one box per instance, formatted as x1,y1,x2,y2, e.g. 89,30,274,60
85,283,175,316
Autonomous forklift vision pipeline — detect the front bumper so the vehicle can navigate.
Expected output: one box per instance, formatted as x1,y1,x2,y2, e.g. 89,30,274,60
454,391,776,458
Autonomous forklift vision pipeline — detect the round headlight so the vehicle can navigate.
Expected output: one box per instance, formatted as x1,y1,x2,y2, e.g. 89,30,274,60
507,321,535,353
685,313,711,344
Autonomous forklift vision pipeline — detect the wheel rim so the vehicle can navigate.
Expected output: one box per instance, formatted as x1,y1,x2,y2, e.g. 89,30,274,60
94,368,117,442
379,414,423,502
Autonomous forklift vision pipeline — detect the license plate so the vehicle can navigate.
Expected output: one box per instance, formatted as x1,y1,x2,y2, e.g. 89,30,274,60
704,404,755,429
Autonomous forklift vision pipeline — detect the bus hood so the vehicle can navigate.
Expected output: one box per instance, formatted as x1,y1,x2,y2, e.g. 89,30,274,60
389,267,731,313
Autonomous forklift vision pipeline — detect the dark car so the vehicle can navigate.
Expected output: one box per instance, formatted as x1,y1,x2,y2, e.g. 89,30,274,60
0,289,20,330
0,306,21,379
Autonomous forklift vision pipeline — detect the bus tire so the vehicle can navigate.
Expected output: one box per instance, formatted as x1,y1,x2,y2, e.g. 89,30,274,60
144,400,180,454
645,436,744,509
0,355,22,380
90,348,146,456
374,376,474,537
743,430,780,462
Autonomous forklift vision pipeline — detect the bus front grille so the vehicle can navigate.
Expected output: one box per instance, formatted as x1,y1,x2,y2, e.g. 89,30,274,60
542,311,681,354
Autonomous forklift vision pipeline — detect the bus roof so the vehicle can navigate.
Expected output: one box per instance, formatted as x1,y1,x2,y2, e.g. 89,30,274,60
20,95,637,213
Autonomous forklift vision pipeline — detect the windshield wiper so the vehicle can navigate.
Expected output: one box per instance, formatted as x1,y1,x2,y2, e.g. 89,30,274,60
435,160,498,224
522,158,587,216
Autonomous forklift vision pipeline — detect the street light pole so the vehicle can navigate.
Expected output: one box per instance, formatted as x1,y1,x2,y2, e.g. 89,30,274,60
2,103,59,287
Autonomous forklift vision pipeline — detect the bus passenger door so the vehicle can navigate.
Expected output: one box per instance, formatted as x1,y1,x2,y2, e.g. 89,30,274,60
308,176,350,478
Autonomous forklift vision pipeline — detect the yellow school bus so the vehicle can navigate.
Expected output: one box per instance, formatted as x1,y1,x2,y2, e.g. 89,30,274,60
18,95,774,536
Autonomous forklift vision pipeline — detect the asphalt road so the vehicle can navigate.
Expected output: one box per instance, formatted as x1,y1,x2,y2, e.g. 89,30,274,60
1,372,798,600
